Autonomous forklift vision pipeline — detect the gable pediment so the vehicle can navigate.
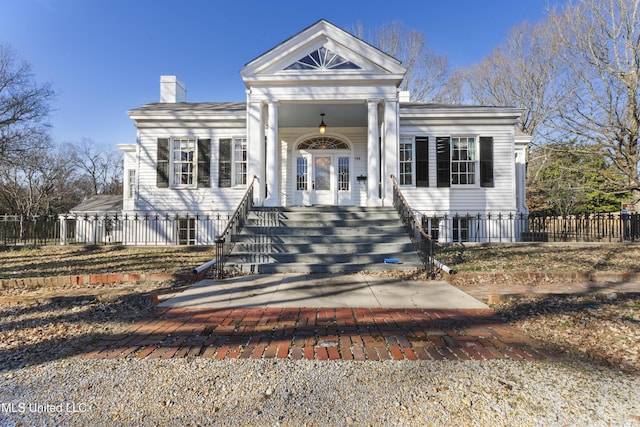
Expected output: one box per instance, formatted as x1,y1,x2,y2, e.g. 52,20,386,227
241,20,406,84
285,46,361,71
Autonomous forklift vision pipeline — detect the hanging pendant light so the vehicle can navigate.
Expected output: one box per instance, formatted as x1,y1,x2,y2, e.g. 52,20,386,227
318,113,327,134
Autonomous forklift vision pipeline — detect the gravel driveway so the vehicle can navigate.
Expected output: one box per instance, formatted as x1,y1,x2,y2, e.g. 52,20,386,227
1,274,639,426
1,358,639,426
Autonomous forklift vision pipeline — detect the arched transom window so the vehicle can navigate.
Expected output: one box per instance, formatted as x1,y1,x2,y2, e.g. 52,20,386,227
285,47,361,71
297,136,350,150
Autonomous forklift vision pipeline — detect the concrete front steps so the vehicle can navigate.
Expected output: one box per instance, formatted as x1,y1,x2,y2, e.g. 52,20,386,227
225,206,424,273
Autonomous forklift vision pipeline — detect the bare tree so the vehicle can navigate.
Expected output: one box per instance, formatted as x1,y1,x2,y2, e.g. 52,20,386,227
548,0,640,206
0,42,55,164
0,137,72,216
458,19,565,139
351,22,450,102
68,138,123,196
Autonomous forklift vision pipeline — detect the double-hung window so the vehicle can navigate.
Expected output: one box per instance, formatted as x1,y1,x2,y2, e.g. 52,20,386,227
156,137,211,189
127,170,136,199
177,217,196,245
399,137,414,186
219,137,247,188
437,136,494,188
234,138,247,186
451,137,476,185
172,138,197,187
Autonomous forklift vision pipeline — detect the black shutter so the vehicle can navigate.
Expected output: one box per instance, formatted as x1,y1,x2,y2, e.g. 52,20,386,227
156,138,170,188
480,136,494,188
436,137,451,187
197,139,211,188
415,136,429,187
218,138,232,188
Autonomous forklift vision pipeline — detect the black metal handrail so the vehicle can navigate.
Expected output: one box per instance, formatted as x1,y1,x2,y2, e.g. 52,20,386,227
212,175,257,278
390,175,454,277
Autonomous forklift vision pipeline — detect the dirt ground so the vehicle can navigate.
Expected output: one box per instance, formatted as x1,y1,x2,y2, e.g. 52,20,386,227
0,244,639,373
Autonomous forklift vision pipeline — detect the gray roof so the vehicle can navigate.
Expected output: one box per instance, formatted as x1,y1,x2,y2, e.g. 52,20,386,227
70,195,123,214
129,102,246,114
400,102,518,110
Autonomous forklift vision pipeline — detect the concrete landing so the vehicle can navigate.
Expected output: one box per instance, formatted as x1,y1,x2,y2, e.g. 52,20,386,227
158,273,488,309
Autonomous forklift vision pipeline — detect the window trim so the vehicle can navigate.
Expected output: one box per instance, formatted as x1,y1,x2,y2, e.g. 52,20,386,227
170,137,198,189
218,136,247,188
398,136,415,186
450,135,479,187
127,169,136,199
177,217,196,245
232,137,247,187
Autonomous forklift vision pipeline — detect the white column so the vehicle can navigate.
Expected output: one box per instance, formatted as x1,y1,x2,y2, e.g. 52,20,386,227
59,215,67,245
367,99,381,206
264,100,280,207
246,97,264,204
382,100,398,206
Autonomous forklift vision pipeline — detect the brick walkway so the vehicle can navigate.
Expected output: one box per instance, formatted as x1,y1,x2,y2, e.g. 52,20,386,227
79,307,551,362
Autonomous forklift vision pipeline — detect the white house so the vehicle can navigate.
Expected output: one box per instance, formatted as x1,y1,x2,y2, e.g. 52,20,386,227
108,19,529,245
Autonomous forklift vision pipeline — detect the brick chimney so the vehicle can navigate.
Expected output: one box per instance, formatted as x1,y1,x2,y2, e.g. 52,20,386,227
160,76,186,103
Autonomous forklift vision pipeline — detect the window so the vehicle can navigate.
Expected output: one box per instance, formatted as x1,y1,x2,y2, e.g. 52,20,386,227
285,47,361,70
234,138,247,186
296,157,308,190
453,216,469,242
127,170,136,199
219,137,247,188
156,138,211,188
338,157,349,191
399,137,414,185
177,218,195,245
297,136,349,150
451,137,476,185
436,136,494,188
172,138,196,186
422,216,440,240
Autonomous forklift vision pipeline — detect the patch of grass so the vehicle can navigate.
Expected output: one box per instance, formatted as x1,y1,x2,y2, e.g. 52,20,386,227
436,243,640,274
0,245,218,279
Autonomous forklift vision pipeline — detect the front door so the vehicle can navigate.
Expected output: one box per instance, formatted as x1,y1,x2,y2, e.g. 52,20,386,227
313,155,334,205
295,151,351,206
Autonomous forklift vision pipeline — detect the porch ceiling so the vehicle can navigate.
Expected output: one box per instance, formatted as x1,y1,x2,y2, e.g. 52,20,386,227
278,103,367,128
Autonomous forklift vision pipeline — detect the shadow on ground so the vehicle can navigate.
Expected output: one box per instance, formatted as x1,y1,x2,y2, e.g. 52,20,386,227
1,274,638,374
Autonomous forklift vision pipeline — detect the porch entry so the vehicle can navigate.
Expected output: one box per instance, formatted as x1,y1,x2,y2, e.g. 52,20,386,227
294,136,352,206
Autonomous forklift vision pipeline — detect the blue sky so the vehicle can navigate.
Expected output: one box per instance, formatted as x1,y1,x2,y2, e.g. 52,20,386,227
0,0,558,150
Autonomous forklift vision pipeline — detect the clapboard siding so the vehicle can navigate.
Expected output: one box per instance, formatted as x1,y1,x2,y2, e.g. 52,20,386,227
133,127,247,214
131,120,519,214
398,123,517,215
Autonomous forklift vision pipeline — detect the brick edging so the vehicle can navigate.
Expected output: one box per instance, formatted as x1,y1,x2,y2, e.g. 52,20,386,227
0,272,206,290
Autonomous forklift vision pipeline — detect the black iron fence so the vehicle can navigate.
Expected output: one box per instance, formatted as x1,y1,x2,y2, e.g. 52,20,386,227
1,209,638,248
0,213,231,247
210,175,256,278
418,211,638,243
390,176,439,277
525,212,639,242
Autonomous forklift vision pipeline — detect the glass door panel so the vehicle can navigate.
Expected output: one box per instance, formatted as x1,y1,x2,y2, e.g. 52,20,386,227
314,156,331,191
